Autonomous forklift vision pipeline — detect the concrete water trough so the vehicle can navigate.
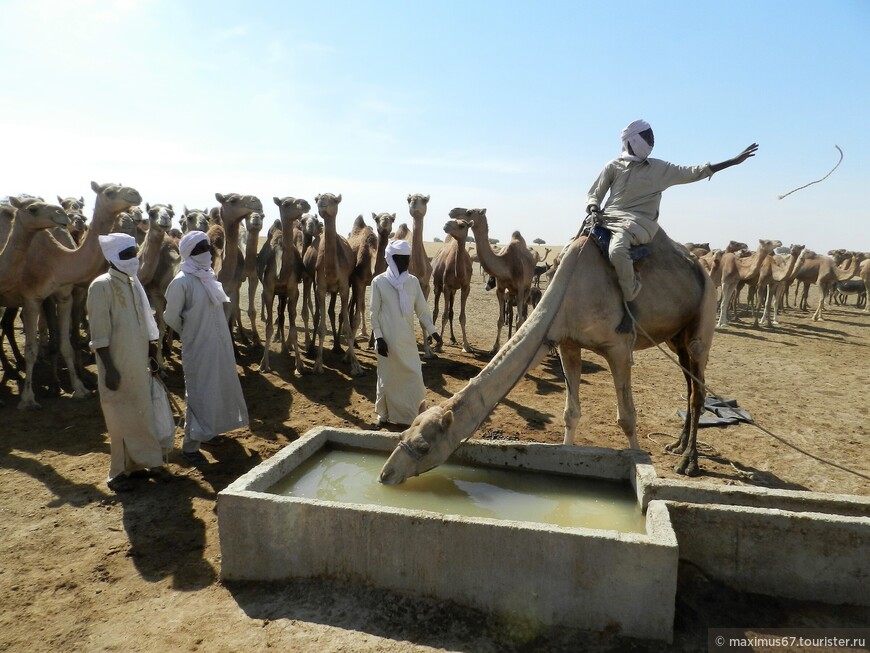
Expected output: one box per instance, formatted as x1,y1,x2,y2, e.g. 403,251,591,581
218,427,679,641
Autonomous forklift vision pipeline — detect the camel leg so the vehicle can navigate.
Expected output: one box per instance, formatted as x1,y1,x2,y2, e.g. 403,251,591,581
665,347,694,456
247,276,262,346
259,288,275,373
489,291,505,356
339,289,363,376
420,288,434,360
673,346,704,477
55,292,90,399
771,284,784,325
759,285,773,327
459,285,472,354
717,283,734,327
559,342,583,445
313,290,326,374
432,288,445,351
446,290,458,345
286,286,304,377
19,302,42,410
328,293,341,353
604,344,639,449
811,285,827,321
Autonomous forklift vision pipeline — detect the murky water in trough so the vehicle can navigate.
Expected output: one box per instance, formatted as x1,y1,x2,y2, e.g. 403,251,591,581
268,447,646,533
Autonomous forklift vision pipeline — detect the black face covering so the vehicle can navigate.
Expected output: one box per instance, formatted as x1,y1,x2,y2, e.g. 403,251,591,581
392,254,410,274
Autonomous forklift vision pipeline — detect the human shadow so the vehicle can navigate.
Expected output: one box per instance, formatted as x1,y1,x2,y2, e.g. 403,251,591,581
192,437,266,495
116,471,216,591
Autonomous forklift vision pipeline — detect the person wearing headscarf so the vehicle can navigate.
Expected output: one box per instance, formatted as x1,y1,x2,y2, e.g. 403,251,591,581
584,119,758,330
163,231,248,464
369,239,442,427
87,233,165,492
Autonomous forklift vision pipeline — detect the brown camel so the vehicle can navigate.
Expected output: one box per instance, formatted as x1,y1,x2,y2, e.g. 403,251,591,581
300,214,322,352
379,225,718,485
716,239,780,327
405,194,435,359
128,206,149,246
258,197,310,375
812,252,863,321
137,203,180,369
0,198,70,291
347,215,378,341
699,240,746,289
861,259,870,313
312,193,362,376
431,218,474,353
756,244,805,327
393,223,410,241
239,211,264,345
215,192,263,339
180,206,210,233
0,182,141,409
452,208,535,355
57,196,85,214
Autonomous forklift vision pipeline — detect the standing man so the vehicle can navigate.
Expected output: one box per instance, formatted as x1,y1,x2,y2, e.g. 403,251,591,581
88,233,165,492
586,119,757,328
370,239,442,427
164,231,249,465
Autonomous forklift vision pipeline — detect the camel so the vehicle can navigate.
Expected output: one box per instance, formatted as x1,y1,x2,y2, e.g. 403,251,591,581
452,208,535,355
239,211,264,345
530,246,551,263
137,203,180,369
699,240,746,290
812,252,863,321
431,218,474,353
128,206,149,245
312,193,362,376
0,182,141,409
404,194,435,359
258,197,310,375
862,259,870,313
347,215,378,341
378,225,718,485
180,207,210,234
393,223,411,241
57,196,85,213
715,239,780,327
756,244,805,327
214,192,263,339
300,214,323,352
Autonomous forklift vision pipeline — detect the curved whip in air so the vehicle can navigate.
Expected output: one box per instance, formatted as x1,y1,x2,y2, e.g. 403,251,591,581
777,145,844,199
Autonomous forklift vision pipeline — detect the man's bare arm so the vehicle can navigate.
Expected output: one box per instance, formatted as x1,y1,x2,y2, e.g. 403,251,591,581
710,143,758,173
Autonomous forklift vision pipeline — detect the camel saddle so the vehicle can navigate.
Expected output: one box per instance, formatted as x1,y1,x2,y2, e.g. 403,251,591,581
585,224,651,261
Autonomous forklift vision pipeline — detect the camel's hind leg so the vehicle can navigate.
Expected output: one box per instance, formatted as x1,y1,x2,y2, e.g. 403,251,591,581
559,342,583,445
669,345,705,477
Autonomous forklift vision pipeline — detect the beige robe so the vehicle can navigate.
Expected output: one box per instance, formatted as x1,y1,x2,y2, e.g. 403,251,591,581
87,268,164,480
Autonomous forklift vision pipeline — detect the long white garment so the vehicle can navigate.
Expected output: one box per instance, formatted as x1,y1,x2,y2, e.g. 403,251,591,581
87,268,164,480
163,271,249,442
369,272,438,425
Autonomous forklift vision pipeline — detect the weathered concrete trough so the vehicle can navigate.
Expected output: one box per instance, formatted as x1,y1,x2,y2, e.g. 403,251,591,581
218,427,679,642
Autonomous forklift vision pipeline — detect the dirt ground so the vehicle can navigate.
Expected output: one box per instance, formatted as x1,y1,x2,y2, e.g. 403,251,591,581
1,252,868,653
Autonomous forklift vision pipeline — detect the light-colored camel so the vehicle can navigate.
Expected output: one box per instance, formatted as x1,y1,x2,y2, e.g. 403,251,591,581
757,244,805,327
716,239,780,327
180,207,210,234
258,197,310,375
347,215,378,341
215,192,263,339
379,226,718,485
137,203,180,369
861,259,870,313
393,223,410,241
0,198,70,293
300,214,322,352
363,211,398,349
452,208,536,355
312,193,363,376
699,240,746,289
431,218,474,353
812,252,864,321
530,246,551,263
405,194,435,359
0,182,141,409
238,211,264,345
128,206,148,245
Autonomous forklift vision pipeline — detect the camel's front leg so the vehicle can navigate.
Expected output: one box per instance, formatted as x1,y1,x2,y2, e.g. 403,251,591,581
339,290,363,376
605,345,639,449
55,292,90,399
458,285,472,354
489,291,505,356
258,289,275,373
313,291,327,374
716,283,734,327
559,342,583,445
674,354,704,477
247,276,262,346
19,302,42,410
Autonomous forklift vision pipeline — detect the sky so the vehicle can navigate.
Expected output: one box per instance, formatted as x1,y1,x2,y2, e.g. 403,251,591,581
2,0,868,252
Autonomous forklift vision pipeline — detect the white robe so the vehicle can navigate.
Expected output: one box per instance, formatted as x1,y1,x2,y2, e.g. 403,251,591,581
163,272,249,441
87,269,164,480
369,272,438,425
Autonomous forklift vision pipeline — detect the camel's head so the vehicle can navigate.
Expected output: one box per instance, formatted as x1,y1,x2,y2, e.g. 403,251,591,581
759,239,782,254
449,207,486,235
442,218,473,241
315,193,342,219
67,210,88,235
379,404,456,485
300,214,322,238
57,196,85,212
247,211,264,232
129,206,150,233
215,193,263,222
181,207,210,233
90,181,142,213
407,193,430,218
273,196,311,221
372,212,396,235
145,203,174,231
9,196,70,231
114,211,136,237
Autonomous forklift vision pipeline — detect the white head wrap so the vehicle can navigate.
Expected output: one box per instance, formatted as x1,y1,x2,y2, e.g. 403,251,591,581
98,233,159,341
384,239,413,316
620,119,653,162
178,231,230,305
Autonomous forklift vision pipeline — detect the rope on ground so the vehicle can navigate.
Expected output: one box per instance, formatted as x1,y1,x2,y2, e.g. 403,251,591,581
625,303,870,482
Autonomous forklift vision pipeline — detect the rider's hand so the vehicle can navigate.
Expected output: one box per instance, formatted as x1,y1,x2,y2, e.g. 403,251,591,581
376,337,389,357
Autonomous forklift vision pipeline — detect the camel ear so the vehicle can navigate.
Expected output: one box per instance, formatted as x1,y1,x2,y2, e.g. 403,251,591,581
90,181,101,193
9,196,22,208
168,204,173,213
440,409,453,430
79,197,84,205
215,193,225,203
423,195,430,204
407,194,412,202
468,220,474,228
145,202,151,212
57,195,63,204
391,212,396,219
418,400,427,415
371,212,377,220
480,208,487,216
315,194,321,204
273,197,282,206
335,194,342,204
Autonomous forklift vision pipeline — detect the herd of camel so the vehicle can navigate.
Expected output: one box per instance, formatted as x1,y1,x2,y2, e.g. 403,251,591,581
1,182,867,476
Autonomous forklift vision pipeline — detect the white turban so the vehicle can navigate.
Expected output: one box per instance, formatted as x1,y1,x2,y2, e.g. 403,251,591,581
97,233,159,341
384,239,413,316
178,230,230,305
620,119,653,162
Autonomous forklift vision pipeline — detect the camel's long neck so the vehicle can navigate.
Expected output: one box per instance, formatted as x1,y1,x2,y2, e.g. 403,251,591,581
322,212,338,273
53,201,118,286
221,215,242,278
442,239,583,443
472,223,508,278
0,222,39,290
244,228,260,275
374,231,389,276
411,214,425,252
836,257,860,281
137,227,164,285
451,239,467,277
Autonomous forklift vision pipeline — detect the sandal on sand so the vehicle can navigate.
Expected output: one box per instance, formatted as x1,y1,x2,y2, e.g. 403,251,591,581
182,450,208,465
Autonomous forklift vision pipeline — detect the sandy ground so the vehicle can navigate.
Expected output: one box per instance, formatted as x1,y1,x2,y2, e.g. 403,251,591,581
1,252,868,653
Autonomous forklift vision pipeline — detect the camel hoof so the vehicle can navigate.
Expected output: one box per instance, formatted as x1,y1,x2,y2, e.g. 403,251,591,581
664,441,685,455
675,458,700,477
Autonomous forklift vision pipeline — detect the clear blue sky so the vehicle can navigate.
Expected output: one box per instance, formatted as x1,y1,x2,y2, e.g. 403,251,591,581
2,0,868,252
